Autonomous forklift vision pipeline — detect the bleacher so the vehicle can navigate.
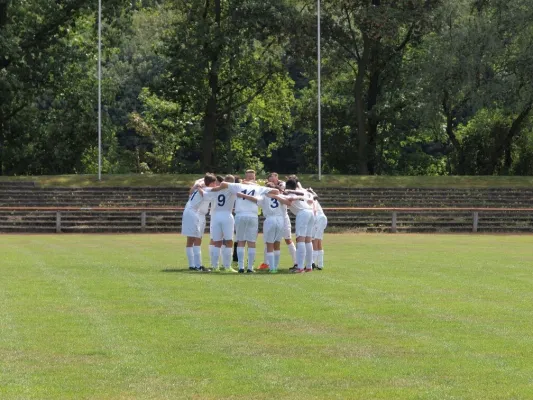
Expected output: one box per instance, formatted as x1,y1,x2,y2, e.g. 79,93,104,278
1,182,533,233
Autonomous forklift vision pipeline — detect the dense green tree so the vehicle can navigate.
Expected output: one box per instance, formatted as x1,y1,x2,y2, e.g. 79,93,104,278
2,0,533,176
161,0,297,172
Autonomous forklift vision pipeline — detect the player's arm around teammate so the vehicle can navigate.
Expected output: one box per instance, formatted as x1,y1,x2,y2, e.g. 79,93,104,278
181,173,217,271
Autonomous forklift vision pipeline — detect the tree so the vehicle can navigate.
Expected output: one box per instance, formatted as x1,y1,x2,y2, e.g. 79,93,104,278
163,0,296,172
318,0,442,174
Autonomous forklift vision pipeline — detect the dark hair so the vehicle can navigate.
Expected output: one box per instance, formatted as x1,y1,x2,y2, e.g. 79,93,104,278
286,174,299,183
285,179,297,190
216,175,224,183
235,176,241,183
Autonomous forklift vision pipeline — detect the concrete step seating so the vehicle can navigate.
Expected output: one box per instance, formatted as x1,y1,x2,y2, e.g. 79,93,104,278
1,184,533,232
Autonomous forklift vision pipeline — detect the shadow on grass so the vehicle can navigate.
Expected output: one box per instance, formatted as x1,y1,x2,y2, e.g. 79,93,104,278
161,268,311,276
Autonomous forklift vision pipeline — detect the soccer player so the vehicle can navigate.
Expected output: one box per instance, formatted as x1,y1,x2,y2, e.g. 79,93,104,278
181,173,218,271
233,174,278,273
200,175,263,272
243,169,257,184
258,172,298,270
238,185,295,273
308,188,327,270
192,174,223,269
284,178,315,273
198,175,238,272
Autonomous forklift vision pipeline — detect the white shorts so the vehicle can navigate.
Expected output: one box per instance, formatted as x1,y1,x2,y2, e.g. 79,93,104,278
312,214,328,240
210,212,235,241
295,209,315,238
263,216,284,243
181,209,206,238
283,213,292,239
235,215,259,242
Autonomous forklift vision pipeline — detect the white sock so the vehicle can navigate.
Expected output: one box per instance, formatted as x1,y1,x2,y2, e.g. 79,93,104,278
305,242,313,269
193,245,202,268
247,248,256,270
267,252,275,270
237,247,245,270
296,242,306,270
313,250,318,264
319,250,324,268
210,246,220,268
274,250,281,270
263,245,268,264
223,247,232,268
287,242,297,265
186,247,195,268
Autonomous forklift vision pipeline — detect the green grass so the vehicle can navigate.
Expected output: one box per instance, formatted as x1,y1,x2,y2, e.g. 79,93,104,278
1,234,533,399
3,173,533,188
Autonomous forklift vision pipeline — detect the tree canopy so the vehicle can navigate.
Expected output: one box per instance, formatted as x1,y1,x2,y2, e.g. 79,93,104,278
1,0,532,175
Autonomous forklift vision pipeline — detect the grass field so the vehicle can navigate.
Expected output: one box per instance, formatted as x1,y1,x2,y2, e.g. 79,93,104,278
3,173,533,188
1,233,533,399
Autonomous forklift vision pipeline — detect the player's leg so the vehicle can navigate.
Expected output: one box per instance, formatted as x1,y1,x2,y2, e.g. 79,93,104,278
263,218,276,273
314,215,327,270
304,213,316,271
221,214,236,272
283,214,297,268
193,215,206,269
243,216,258,272
181,210,201,270
258,219,269,270
235,215,247,272
210,216,224,271
272,219,283,272
292,212,311,273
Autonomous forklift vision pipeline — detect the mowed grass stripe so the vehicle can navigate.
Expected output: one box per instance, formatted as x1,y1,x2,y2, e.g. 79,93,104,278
0,239,156,398
0,234,533,399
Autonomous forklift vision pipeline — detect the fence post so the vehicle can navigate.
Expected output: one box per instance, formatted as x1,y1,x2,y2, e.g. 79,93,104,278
141,211,146,232
391,211,397,233
472,211,479,233
56,211,62,233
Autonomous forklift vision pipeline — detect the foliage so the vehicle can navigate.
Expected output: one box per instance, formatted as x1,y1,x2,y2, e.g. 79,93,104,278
1,0,533,176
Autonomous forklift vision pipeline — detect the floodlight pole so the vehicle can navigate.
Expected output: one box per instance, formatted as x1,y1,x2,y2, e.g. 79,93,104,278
98,0,102,181
317,0,322,181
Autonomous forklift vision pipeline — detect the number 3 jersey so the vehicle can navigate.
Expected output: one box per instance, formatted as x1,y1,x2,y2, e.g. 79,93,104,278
257,195,288,218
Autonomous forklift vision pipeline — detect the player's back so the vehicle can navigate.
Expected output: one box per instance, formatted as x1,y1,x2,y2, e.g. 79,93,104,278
259,195,287,217
235,185,270,216
314,198,324,216
185,188,207,212
287,193,312,215
205,187,236,214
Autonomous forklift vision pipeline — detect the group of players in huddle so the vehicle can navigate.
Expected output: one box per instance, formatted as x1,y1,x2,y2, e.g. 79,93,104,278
181,170,327,274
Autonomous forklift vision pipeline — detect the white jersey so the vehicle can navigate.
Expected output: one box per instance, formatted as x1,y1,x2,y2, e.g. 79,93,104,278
203,183,246,214
184,187,211,212
258,195,288,218
287,192,313,215
314,198,324,216
235,185,272,216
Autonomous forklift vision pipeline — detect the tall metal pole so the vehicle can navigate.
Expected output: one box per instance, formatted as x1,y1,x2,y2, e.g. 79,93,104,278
317,0,322,180
98,0,102,181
